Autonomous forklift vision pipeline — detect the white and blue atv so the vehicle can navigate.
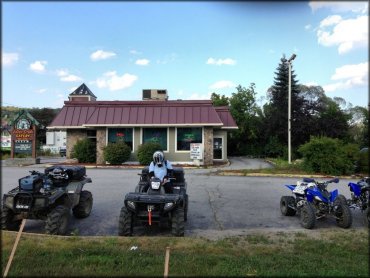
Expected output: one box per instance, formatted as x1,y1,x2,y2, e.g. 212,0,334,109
280,177,352,229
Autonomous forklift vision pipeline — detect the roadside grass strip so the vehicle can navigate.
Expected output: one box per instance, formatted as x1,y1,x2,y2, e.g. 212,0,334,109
2,229,368,277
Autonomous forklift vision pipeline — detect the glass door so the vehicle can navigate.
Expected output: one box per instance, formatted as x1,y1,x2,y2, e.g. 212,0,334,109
213,137,223,160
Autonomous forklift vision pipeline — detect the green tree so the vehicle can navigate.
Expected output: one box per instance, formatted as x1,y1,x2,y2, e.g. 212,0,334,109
263,58,317,158
316,97,351,140
27,108,61,148
348,105,369,148
298,85,351,141
227,84,261,155
211,93,229,106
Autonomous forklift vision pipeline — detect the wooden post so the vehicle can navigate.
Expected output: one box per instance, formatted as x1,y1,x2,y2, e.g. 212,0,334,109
3,219,27,277
164,247,170,278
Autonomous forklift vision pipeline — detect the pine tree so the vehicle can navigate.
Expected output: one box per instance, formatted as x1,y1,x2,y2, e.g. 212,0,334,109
263,55,310,157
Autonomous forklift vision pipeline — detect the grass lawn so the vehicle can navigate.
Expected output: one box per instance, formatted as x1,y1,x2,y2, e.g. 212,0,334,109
2,229,369,277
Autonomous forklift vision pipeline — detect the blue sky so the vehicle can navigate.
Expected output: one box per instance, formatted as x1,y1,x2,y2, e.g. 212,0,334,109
2,1,368,108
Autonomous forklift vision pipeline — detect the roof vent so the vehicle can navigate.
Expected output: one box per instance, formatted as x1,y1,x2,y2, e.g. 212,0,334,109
142,89,168,101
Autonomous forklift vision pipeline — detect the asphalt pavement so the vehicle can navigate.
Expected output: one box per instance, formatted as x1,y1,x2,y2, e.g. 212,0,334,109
1,158,367,238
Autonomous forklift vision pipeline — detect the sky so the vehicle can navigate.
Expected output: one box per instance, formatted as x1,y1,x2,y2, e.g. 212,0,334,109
2,1,369,109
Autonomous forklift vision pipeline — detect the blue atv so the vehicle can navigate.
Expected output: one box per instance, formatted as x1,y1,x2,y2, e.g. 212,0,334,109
280,177,352,229
343,177,370,226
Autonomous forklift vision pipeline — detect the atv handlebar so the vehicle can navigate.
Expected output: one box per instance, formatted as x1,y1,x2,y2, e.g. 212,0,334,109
29,170,43,176
303,177,339,185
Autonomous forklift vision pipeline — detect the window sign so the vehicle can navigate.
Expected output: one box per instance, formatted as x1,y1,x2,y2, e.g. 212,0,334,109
190,143,203,159
108,128,133,149
143,128,167,150
177,128,202,151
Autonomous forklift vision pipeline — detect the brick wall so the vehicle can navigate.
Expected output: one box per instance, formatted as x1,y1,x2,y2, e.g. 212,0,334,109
203,127,214,165
96,128,106,164
66,130,86,158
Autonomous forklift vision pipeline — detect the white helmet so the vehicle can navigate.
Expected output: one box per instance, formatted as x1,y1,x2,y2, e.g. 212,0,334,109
153,151,164,166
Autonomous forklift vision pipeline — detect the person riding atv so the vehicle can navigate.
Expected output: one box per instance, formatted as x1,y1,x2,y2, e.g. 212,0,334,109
118,151,188,236
146,150,174,193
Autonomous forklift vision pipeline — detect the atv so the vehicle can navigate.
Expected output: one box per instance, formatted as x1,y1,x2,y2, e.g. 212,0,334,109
343,177,370,226
118,166,188,237
1,165,93,235
280,177,352,229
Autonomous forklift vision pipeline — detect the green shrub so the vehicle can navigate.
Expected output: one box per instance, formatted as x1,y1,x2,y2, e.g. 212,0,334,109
1,150,11,160
298,136,357,175
137,142,163,165
264,136,286,158
103,141,131,165
357,148,369,173
72,138,96,163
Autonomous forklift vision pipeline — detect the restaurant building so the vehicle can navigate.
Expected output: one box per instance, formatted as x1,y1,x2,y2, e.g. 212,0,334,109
48,84,238,165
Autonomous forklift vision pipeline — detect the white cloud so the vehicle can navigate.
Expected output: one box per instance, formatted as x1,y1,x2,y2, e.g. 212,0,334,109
209,80,235,90
56,69,82,82
94,71,138,91
135,59,150,66
331,62,368,81
56,69,69,77
60,75,82,82
3,53,19,66
305,24,312,30
317,14,368,54
206,57,236,66
324,62,368,92
309,2,368,14
319,15,342,27
29,60,47,73
90,50,117,61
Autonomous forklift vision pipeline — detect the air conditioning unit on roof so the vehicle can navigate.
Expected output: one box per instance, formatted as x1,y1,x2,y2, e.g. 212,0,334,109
142,89,168,100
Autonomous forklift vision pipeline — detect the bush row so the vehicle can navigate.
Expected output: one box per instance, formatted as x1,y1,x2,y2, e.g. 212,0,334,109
69,137,369,175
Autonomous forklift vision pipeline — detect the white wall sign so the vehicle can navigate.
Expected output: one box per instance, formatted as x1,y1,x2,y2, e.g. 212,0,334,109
190,143,203,159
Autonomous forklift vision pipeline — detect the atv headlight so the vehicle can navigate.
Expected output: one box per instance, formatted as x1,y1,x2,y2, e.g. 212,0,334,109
4,196,14,209
151,181,161,190
164,202,174,211
127,201,136,210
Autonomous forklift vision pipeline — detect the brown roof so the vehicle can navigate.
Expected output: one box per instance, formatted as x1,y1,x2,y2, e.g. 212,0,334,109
48,100,238,129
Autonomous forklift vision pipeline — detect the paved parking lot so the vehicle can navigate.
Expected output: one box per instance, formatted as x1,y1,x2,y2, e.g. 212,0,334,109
1,159,366,238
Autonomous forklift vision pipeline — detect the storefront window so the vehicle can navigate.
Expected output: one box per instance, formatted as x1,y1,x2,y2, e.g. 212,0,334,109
108,128,133,149
142,128,167,150
177,128,202,151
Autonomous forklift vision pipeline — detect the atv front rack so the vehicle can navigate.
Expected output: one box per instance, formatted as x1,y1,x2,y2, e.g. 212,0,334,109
124,192,183,204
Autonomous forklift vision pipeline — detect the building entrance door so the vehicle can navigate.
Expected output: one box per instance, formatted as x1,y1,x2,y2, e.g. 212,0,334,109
213,137,223,160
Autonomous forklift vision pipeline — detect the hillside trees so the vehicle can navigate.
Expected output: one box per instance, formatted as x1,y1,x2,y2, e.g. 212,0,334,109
28,108,61,147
